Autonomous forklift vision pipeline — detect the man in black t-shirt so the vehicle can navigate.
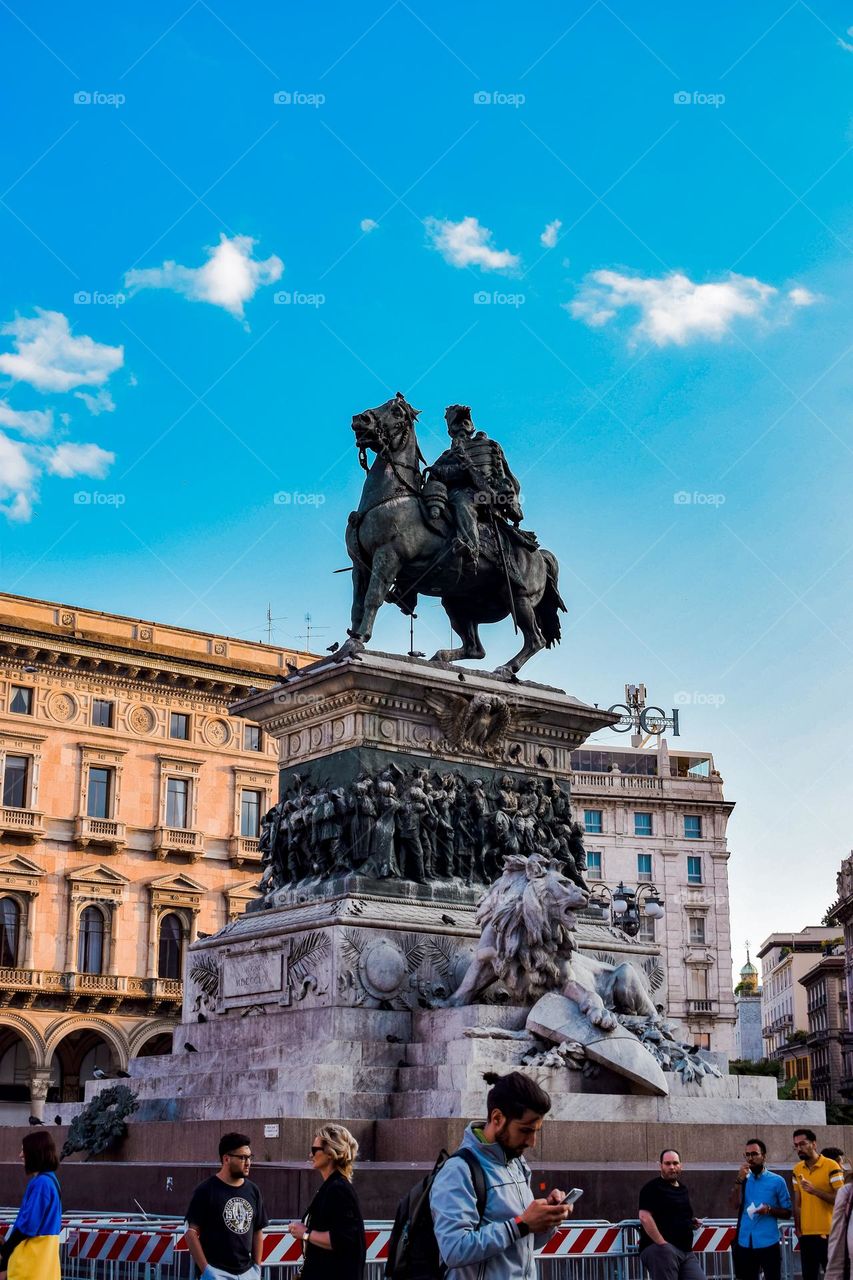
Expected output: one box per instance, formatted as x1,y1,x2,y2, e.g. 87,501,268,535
638,1149,706,1280
186,1131,268,1280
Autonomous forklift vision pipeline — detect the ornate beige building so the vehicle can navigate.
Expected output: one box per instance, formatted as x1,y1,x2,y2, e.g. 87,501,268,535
0,592,310,1113
570,737,737,1053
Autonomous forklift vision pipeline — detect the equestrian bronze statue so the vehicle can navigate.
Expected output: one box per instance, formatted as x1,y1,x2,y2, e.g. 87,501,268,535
337,393,566,676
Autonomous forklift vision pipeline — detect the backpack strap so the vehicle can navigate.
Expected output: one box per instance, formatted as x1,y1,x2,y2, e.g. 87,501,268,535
449,1148,488,1223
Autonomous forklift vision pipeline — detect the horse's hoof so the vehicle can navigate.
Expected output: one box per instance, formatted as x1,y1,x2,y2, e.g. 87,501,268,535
492,665,518,681
338,636,365,660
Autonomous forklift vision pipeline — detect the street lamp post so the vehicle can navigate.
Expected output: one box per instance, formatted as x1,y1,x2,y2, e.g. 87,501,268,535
588,881,665,938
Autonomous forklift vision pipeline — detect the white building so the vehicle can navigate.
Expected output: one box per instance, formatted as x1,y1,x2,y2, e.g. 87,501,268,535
570,736,735,1053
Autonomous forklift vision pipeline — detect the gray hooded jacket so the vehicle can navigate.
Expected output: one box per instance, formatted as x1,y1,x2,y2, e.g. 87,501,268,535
429,1123,555,1280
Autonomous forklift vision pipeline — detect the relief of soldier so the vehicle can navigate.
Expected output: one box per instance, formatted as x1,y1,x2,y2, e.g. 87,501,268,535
257,767,589,897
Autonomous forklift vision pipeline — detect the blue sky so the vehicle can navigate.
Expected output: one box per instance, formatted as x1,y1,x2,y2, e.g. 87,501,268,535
1,1,852,967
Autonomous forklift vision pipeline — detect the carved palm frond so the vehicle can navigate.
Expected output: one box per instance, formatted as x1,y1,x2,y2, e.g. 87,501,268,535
426,935,457,977
189,955,220,998
341,929,365,970
593,951,616,967
643,956,666,994
289,931,330,981
400,933,426,973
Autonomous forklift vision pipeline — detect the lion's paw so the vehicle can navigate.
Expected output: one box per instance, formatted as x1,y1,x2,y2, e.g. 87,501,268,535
588,1007,618,1032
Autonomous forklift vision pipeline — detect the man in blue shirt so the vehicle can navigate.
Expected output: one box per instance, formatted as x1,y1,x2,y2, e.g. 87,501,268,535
729,1137,792,1280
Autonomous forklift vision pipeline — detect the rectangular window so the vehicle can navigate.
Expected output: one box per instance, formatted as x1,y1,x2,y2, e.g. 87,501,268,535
586,851,602,877
92,698,114,728
166,777,189,828
634,812,653,837
243,724,261,752
2,756,28,808
240,789,262,838
637,852,652,879
87,767,112,819
687,855,703,885
638,915,656,943
583,809,603,834
689,916,706,945
9,686,33,716
694,1033,711,1051
689,968,709,1000
169,712,190,740
684,814,702,839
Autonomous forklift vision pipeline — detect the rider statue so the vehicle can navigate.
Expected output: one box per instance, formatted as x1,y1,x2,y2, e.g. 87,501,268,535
427,404,537,567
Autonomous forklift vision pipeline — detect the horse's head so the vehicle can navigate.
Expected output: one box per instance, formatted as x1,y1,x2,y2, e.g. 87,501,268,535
351,391,420,460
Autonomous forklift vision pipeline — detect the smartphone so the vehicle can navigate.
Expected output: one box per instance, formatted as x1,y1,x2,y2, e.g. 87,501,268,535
565,1188,584,1204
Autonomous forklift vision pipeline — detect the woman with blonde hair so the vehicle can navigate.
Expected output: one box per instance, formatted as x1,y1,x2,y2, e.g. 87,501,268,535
286,1123,366,1278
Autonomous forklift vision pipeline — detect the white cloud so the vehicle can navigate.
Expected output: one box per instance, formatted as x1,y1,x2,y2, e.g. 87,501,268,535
0,400,53,439
788,286,818,307
540,219,562,249
567,269,817,347
45,441,114,478
0,309,124,392
360,218,378,233
0,433,37,521
426,216,520,272
75,388,116,415
125,233,284,321
838,25,853,51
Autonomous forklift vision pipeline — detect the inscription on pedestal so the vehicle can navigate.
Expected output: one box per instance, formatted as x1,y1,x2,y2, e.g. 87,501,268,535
221,946,289,1008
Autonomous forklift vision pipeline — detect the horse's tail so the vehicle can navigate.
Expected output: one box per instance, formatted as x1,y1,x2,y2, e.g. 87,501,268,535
535,549,567,648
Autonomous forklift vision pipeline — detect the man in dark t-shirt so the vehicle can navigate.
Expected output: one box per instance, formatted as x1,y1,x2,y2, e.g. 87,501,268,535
638,1149,706,1280
186,1131,268,1279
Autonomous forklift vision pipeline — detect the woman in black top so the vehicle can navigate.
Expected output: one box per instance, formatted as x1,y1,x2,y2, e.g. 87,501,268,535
287,1123,366,1279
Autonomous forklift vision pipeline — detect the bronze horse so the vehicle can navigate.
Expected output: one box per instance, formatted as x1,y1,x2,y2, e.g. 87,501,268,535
336,393,566,676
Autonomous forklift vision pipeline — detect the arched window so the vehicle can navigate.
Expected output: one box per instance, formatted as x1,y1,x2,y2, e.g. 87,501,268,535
77,906,105,974
158,913,183,980
0,899,19,967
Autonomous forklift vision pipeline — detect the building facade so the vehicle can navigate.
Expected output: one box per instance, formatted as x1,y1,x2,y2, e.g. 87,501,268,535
0,592,310,1111
758,927,841,1099
800,951,846,1104
570,736,736,1053
826,852,853,1099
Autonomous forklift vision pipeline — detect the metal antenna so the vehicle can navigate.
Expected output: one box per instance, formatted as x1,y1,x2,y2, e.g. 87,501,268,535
296,611,329,651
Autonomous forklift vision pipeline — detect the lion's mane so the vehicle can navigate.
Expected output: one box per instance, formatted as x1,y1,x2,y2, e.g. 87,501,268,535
475,854,578,1000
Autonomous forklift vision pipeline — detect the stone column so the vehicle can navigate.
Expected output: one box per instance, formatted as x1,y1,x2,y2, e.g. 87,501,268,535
146,909,159,979
28,1068,51,1121
22,894,35,970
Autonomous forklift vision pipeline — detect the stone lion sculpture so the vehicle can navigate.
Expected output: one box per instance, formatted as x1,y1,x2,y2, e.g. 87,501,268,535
444,853,660,1031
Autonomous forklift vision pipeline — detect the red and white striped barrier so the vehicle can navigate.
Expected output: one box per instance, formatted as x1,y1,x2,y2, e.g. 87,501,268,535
541,1226,625,1256
691,1226,736,1253
69,1229,175,1264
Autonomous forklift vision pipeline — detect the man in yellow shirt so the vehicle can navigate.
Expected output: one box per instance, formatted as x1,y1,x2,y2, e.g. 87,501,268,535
793,1128,844,1280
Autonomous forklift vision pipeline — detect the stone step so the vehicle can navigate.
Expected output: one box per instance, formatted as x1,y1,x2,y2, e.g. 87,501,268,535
126,1062,402,1101
135,1089,396,1123
412,1006,527,1043
404,1037,530,1067
131,1037,407,1080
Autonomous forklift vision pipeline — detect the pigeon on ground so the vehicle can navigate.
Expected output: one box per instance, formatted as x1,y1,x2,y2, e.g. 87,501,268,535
93,1067,107,1079
28,1116,41,1126
184,1043,198,1053
326,642,340,653
54,1116,62,1126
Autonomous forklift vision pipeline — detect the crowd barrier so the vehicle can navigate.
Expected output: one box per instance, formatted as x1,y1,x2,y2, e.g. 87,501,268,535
0,1214,807,1278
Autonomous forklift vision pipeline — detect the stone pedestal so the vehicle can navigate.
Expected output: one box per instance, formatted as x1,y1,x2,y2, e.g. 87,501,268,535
111,653,825,1132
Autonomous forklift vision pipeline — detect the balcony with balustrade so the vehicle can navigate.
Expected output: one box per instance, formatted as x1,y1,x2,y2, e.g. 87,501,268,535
73,815,127,851
152,826,204,861
0,806,46,842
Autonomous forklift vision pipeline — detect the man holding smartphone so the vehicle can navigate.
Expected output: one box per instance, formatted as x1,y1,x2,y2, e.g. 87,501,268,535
430,1070,574,1278
638,1149,705,1280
